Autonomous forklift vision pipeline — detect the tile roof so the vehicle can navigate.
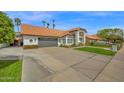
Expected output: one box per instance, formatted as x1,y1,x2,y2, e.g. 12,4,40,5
68,28,87,33
21,24,86,37
86,35,101,40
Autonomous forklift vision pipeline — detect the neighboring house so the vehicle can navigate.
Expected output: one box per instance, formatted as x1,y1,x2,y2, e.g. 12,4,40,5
21,24,87,48
86,34,101,43
14,32,22,46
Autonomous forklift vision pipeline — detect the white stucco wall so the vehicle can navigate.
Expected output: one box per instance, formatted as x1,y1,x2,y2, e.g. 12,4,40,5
58,37,65,46
75,30,86,45
75,31,80,45
83,33,86,45
66,36,74,45
58,38,61,46
23,35,38,46
58,36,74,46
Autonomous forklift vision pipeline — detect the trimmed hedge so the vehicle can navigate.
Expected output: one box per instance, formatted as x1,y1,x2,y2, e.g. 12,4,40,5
23,45,38,49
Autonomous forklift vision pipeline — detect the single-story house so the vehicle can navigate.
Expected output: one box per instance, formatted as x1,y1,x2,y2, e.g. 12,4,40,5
86,34,101,43
21,24,87,48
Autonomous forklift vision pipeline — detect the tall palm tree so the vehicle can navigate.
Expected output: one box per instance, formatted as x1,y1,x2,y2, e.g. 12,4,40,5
46,23,50,28
14,18,21,32
52,19,55,29
42,20,46,27
53,24,55,29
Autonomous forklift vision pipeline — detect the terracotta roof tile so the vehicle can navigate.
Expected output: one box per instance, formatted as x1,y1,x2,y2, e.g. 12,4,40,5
86,35,101,40
21,24,86,37
68,27,87,33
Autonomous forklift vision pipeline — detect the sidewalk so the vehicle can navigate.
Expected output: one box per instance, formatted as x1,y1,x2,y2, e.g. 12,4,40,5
95,45,124,81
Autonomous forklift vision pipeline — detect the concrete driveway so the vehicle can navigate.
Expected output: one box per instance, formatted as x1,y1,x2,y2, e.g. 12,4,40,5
22,47,112,82
0,47,23,60
0,47,113,82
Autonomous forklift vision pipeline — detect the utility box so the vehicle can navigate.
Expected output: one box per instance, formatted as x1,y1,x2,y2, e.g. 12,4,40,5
112,44,117,52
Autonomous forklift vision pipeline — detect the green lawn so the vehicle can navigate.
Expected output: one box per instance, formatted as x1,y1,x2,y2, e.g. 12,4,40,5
0,60,22,82
75,47,116,56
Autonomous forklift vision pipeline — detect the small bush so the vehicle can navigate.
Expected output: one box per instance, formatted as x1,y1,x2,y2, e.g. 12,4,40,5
71,44,75,47
63,45,71,48
90,42,94,45
59,44,63,47
79,43,84,46
23,45,38,49
59,44,76,48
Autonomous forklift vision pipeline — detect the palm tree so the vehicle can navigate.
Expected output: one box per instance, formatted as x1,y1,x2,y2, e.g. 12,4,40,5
42,20,46,27
46,23,50,28
14,18,21,32
52,19,55,29
53,24,55,29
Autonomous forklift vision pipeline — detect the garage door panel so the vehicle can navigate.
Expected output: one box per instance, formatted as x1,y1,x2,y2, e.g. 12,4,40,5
38,38,57,47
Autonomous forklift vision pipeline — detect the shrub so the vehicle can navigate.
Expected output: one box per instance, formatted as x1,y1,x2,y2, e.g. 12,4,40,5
23,45,38,49
90,42,94,45
59,44,63,47
63,45,71,48
71,44,75,47
79,43,84,46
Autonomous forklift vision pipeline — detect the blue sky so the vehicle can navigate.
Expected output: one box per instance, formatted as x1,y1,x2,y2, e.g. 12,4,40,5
5,11,124,34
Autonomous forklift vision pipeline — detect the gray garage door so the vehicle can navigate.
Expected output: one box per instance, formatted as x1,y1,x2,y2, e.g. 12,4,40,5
38,38,58,47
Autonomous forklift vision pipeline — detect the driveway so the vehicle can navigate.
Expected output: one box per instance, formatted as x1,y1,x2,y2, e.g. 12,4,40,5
22,47,112,82
0,47,23,60
0,47,112,82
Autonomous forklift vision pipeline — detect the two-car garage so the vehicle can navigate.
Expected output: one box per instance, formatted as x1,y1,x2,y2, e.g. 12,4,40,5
38,37,58,47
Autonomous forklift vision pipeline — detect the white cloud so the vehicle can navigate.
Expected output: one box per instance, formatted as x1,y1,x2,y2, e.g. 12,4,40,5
6,11,54,23
86,12,112,16
24,12,53,21
76,11,114,16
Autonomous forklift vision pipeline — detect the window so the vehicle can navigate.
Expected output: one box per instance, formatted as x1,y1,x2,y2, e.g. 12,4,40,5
29,39,33,43
58,38,61,43
68,38,73,43
80,38,83,42
63,39,66,44
34,38,37,42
